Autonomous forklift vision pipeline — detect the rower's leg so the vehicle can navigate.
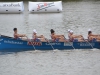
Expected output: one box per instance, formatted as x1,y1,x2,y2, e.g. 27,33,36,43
40,35,47,42
97,40,100,42
59,39,67,42
96,37,100,40
78,39,84,42
40,38,47,42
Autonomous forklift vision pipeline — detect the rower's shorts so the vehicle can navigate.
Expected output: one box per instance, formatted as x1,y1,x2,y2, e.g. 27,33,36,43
14,38,22,40
92,38,97,42
73,39,78,42
89,38,97,42
33,38,41,42
16,38,22,40
55,39,59,42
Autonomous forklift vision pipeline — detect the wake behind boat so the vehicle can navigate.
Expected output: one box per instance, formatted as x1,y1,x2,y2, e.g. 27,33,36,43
0,35,100,52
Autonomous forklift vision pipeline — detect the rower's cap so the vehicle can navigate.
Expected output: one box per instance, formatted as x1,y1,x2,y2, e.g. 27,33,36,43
68,29,71,32
88,29,91,31
33,29,37,33
70,30,73,33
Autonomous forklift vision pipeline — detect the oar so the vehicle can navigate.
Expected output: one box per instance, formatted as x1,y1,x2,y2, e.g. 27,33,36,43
63,35,75,49
82,37,94,49
45,38,54,50
26,36,36,50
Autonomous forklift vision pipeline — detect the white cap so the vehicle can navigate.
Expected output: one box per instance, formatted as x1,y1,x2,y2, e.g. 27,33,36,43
70,30,73,33
33,29,37,33
68,29,71,32
88,29,91,31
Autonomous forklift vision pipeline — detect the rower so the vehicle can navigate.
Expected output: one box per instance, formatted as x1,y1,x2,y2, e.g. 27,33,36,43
70,30,84,42
13,28,27,40
50,29,67,42
88,29,100,42
32,29,46,42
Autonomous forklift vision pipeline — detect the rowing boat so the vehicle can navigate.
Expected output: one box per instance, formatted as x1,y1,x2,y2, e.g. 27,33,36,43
0,35,100,52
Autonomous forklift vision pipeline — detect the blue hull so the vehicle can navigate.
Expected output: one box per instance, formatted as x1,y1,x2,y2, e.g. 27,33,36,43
0,35,100,52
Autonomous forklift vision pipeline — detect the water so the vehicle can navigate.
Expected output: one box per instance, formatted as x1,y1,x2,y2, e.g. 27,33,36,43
0,1,100,75
0,50,100,75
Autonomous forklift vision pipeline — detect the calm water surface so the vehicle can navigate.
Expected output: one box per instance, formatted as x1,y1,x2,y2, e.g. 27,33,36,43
0,1,100,75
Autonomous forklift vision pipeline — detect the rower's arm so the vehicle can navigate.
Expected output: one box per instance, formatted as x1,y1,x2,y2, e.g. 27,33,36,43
17,34,26,37
56,35,64,37
37,35,42,38
72,35,83,38
91,34,99,37
72,35,78,38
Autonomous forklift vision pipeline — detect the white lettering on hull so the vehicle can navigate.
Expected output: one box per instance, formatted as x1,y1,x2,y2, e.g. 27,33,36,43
46,43,61,45
0,39,3,41
64,42,73,46
4,40,23,45
79,43,95,46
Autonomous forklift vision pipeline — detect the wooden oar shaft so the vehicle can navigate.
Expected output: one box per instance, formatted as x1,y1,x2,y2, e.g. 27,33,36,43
26,36,36,50
63,36,75,49
83,38,93,49
45,38,54,50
